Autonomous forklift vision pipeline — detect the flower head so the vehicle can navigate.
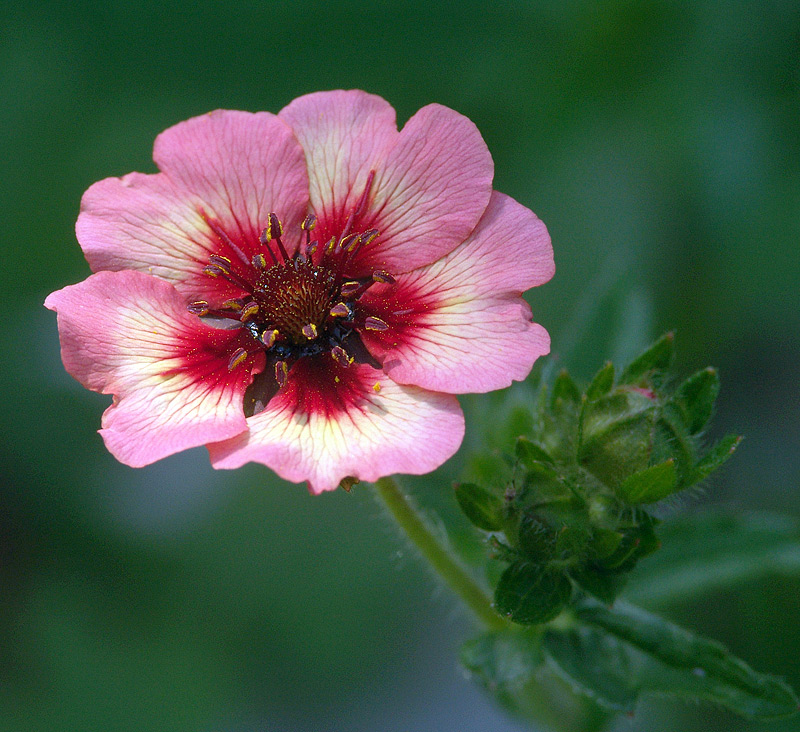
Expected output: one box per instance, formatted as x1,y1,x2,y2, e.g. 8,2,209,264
46,91,554,493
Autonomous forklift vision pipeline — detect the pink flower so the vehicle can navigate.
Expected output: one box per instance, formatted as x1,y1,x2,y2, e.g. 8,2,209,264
46,91,554,494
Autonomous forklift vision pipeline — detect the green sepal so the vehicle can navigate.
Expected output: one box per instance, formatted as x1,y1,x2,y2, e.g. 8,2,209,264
495,562,572,625
693,434,742,482
515,436,555,467
570,564,628,604
518,513,558,562
618,332,674,385
618,459,677,504
586,361,615,401
672,367,720,434
454,482,504,532
565,600,800,719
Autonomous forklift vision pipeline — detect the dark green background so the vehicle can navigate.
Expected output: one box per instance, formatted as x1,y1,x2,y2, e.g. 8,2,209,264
3,1,799,730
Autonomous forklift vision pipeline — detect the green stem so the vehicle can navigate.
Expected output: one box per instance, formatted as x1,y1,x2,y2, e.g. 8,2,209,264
374,476,508,631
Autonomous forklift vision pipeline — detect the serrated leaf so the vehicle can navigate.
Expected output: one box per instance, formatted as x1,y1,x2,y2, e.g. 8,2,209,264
515,437,554,467
618,332,675,384
586,361,615,401
495,562,572,625
672,367,720,434
693,434,741,482
454,482,504,532
619,459,677,504
572,600,799,719
625,509,800,606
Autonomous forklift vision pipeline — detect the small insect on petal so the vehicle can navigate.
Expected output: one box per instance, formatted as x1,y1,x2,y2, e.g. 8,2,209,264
372,382,381,393
227,347,249,371
364,316,389,332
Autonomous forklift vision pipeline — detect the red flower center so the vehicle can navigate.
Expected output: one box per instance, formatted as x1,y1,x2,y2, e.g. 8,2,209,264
187,171,394,396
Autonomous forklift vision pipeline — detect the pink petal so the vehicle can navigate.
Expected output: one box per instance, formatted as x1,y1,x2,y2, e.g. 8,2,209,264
280,91,493,274
279,90,398,236
78,111,309,298
359,192,554,394
45,270,258,466
208,358,464,494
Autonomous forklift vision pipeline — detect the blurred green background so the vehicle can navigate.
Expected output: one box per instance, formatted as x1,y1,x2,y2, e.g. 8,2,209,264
3,1,799,730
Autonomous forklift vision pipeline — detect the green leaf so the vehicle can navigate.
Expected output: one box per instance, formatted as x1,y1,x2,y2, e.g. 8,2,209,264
625,509,800,606
543,625,639,711
570,600,799,719
693,434,742,482
462,629,611,730
515,436,554,467
618,459,677,504
454,482,504,532
495,562,572,625
672,367,720,434
586,361,615,401
552,369,582,406
461,628,544,692
618,332,675,384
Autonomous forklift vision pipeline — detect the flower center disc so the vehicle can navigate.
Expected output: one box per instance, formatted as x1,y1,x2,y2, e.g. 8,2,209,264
254,261,336,344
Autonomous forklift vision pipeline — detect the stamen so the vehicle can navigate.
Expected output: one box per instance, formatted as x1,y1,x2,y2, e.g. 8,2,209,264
364,316,389,332
372,271,395,284
259,229,280,265
228,347,249,371
221,299,244,311
201,211,251,267
261,328,279,348
339,170,376,240
338,233,359,252
325,237,337,255
340,281,361,298
264,213,290,262
239,301,259,322
275,360,289,387
252,253,267,270
360,229,380,249
209,254,233,270
305,240,318,257
301,213,317,234
331,345,354,367
203,258,255,293
187,300,209,316
329,302,350,318
301,323,318,340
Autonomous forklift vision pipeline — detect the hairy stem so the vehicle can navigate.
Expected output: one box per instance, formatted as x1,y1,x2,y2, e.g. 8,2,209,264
374,476,508,630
